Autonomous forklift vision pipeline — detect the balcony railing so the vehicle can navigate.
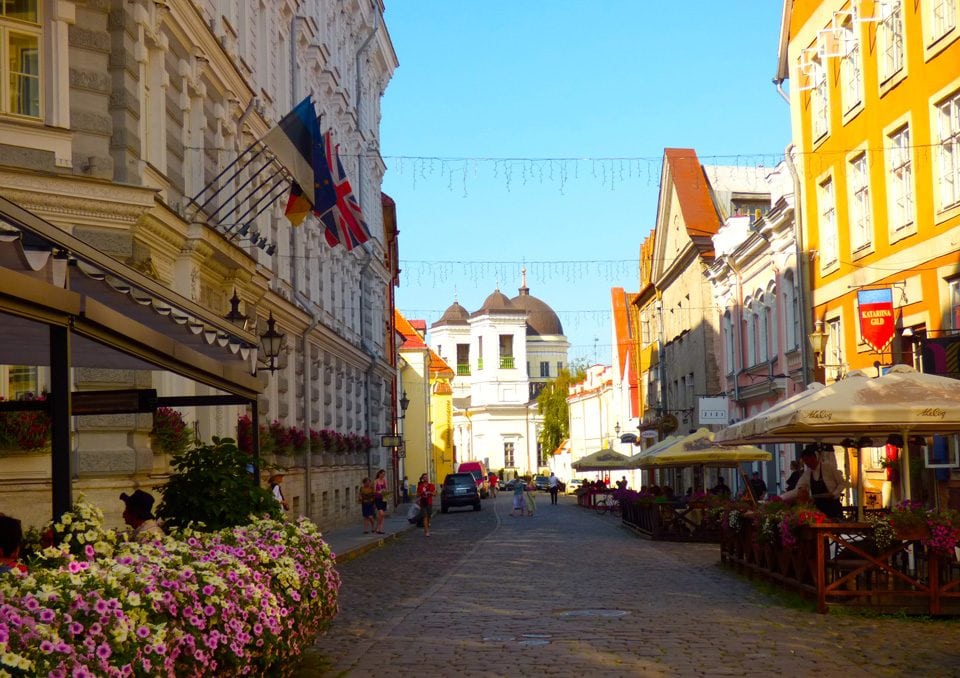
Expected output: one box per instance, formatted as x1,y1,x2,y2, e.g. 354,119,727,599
499,356,515,369
456,363,470,376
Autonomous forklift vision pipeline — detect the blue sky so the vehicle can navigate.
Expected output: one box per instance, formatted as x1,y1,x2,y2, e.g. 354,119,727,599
380,1,791,364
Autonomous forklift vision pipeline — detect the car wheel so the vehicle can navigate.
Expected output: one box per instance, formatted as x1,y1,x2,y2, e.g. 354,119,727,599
473,502,481,511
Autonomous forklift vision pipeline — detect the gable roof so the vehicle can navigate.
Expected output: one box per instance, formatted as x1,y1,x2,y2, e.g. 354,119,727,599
395,310,427,350
611,287,640,418
665,148,722,244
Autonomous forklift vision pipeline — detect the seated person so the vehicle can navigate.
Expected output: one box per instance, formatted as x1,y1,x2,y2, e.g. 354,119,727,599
780,444,849,520
120,489,164,542
710,477,731,497
0,515,26,574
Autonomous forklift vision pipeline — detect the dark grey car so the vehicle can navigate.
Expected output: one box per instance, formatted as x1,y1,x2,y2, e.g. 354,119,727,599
440,472,482,513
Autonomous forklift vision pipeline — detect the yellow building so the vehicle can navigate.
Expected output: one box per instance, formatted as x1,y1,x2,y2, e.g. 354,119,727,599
779,0,960,377
396,312,454,485
779,0,960,506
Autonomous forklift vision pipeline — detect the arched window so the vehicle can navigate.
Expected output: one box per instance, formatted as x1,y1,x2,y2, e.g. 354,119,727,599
766,281,778,360
756,292,768,363
743,296,755,367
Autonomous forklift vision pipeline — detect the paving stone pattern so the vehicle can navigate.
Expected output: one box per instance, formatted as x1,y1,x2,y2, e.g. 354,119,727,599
298,494,960,677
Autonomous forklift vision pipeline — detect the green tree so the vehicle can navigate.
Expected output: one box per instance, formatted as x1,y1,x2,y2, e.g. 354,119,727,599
157,436,281,531
536,365,585,458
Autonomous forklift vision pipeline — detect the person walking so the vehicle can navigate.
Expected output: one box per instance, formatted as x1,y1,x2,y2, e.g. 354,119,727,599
511,477,526,517
416,473,435,537
357,477,376,534
373,469,388,534
548,471,559,505
401,476,410,504
524,478,537,516
269,474,290,511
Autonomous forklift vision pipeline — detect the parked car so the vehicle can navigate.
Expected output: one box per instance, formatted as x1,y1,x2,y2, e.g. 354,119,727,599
566,478,584,494
440,473,482,513
532,475,550,491
456,461,490,498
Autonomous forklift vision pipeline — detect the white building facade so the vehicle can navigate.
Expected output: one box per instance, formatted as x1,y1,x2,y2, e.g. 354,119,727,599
0,0,398,530
429,275,569,478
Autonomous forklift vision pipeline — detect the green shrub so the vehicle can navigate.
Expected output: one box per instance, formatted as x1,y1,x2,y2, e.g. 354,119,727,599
157,436,281,531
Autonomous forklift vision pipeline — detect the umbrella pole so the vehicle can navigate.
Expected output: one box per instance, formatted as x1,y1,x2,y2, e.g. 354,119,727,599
901,427,911,502
856,443,864,522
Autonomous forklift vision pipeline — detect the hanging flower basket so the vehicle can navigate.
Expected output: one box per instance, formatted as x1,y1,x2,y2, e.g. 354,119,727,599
0,394,52,453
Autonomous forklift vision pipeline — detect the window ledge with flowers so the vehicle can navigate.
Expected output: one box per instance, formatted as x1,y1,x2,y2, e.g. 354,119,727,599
236,415,372,470
0,394,52,455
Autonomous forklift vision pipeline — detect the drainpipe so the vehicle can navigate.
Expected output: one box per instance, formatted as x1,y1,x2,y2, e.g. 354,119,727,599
783,144,811,386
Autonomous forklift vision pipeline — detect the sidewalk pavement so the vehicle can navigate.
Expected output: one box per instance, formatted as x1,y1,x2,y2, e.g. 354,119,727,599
321,502,418,563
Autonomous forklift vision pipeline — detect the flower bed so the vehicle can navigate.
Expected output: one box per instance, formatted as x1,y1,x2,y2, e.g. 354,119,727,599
0,499,340,676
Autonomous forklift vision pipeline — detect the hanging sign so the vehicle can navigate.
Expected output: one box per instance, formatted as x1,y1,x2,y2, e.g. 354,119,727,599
698,397,729,423
857,288,895,353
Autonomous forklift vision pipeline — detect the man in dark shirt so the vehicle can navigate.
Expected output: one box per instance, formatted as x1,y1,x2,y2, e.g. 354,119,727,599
749,472,767,501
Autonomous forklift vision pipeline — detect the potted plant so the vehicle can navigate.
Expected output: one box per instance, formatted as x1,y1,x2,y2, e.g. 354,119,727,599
149,406,193,456
0,394,51,452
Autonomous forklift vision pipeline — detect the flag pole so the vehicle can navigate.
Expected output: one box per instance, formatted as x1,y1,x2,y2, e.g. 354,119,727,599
190,143,267,213
229,188,290,245
222,172,289,238
206,158,276,223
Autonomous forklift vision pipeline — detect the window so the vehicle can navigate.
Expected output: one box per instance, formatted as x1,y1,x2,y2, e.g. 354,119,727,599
456,344,470,376
849,153,871,251
765,284,778,359
499,334,514,369
818,178,838,267
887,126,914,230
0,0,40,118
540,361,549,378
950,279,960,330
878,1,904,82
504,442,515,468
7,366,38,399
841,18,862,111
825,318,843,382
936,90,960,211
931,0,957,43
755,293,767,363
811,63,829,140
556,361,563,375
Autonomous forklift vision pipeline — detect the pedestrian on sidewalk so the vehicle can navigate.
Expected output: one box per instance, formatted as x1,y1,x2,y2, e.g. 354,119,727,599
401,476,410,503
548,471,559,505
373,469,388,534
357,477,376,534
416,473,435,536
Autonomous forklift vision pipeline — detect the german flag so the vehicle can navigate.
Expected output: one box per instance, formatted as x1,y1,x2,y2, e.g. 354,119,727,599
284,181,311,226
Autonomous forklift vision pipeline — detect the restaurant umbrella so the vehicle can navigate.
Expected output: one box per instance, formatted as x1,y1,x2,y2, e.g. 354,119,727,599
713,382,824,444
625,434,684,469
571,448,635,473
638,428,772,468
716,365,960,513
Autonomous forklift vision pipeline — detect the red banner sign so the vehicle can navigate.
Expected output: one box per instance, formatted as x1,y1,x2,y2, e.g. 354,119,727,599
857,288,895,353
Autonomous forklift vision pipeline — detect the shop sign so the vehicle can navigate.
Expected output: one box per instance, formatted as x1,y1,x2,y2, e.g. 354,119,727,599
857,288,895,353
698,397,728,423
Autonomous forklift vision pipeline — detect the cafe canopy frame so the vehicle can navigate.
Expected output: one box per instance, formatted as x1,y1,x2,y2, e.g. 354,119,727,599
0,195,265,520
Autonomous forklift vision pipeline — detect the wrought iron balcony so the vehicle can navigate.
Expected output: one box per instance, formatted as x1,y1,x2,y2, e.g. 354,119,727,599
499,356,515,369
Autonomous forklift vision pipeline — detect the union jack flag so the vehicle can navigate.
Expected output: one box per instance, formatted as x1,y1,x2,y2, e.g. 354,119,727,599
324,130,371,251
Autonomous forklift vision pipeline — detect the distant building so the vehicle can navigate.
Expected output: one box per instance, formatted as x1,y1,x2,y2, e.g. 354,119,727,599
428,270,569,477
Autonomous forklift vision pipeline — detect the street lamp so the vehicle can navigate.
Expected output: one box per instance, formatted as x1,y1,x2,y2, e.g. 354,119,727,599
224,289,249,330
614,421,621,436
258,312,285,373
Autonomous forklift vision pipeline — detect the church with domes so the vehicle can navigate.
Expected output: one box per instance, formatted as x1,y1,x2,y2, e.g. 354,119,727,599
428,270,569,477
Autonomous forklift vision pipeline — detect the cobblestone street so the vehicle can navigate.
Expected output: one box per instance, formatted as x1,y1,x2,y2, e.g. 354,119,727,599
299,494,960,677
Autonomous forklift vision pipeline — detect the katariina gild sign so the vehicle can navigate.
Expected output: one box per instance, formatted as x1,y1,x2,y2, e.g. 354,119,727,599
857,288,895,353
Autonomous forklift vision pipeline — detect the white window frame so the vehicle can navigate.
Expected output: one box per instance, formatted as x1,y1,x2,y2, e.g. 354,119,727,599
887,125,914,231
756,293,768,363
826,318,844,382
950,278,960,330
936,90,960,212
878,0,905,82
841,18,862,112
782,272,798,350
849,153,872,252
812,65,829,140
0,1,42,120
819,177,838,269
743,298,756,367
930,0,958,43
766,282,779,359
